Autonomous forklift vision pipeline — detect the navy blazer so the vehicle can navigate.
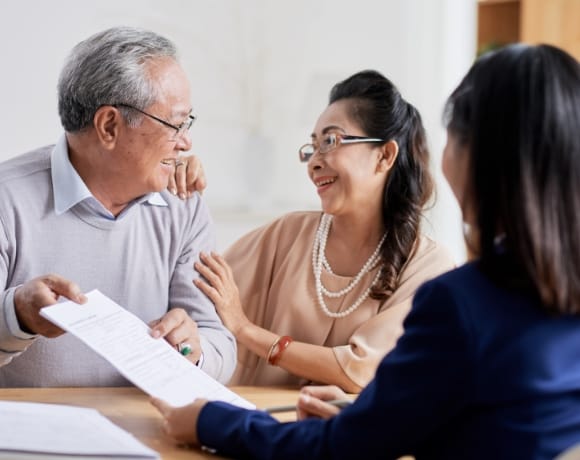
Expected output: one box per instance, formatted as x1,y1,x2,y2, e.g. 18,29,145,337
198,262,580,459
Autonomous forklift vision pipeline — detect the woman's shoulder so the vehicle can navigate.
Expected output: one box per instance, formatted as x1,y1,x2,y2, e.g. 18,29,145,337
225,210,321,258
251,210,321,240
415,235,455,263
415,261,495,310
275,210,322,227
412,261,544,340
428,261,487,289
400,234,456,281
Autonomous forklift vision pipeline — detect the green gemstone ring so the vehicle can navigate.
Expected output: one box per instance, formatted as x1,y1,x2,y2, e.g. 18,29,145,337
179,343,192,356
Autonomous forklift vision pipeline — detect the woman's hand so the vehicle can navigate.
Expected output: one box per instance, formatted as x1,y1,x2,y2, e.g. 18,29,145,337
193,252,250,337
296,385,349,420
151,397,208,445
150,309,202,364
168,155,206,199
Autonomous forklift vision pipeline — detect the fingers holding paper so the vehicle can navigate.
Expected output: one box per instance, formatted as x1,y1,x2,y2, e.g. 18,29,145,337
151,397,207,445
14,274,87,337
150,308,202,364
193,252,250,336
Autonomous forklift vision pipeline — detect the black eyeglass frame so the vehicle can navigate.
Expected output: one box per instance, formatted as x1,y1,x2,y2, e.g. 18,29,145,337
113,103,196,139
298,133,386,162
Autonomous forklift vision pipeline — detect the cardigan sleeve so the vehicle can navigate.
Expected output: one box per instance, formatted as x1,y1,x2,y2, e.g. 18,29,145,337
0,214,36,365
168,195,237,383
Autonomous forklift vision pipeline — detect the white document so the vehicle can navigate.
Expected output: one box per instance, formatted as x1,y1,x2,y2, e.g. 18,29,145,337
0,400,158,459
40,289,254,409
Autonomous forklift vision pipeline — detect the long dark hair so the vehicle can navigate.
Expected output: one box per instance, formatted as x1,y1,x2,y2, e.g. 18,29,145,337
329,70,433,301
445,44,580,314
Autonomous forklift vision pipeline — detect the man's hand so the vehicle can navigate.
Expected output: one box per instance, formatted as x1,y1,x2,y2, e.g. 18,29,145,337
168,155,206,199
14,274,87,337
150,309,202,364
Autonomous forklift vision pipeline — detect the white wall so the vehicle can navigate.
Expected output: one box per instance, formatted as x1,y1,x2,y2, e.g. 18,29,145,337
0,0,476,261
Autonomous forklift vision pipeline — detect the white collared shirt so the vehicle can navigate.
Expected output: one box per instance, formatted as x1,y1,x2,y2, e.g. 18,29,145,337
50,134,168,220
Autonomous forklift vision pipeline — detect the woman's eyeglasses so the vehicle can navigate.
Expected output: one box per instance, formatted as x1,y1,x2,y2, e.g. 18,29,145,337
298,132,385,162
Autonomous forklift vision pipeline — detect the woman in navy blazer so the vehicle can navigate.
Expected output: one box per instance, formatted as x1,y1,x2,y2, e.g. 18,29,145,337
152,44,580,459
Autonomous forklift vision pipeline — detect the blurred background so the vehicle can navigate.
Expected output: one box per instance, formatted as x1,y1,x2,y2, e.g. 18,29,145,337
0,0,577,262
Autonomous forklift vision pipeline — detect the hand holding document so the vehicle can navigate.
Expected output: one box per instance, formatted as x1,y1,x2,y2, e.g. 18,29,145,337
40,289,254,409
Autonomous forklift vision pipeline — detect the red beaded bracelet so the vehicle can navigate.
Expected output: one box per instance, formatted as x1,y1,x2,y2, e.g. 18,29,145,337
267,335,293,366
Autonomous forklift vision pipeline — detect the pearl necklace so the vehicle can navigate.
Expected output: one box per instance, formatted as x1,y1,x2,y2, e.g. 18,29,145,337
312,214,386,318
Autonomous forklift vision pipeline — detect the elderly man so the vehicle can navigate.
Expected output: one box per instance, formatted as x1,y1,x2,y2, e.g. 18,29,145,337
0,27,236,385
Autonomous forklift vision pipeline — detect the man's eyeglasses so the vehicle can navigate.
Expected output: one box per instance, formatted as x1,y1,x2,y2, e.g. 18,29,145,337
113,103,196,140
298,132,385,162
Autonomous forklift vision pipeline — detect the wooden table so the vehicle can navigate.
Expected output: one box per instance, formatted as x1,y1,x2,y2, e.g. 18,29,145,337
0,386,301,459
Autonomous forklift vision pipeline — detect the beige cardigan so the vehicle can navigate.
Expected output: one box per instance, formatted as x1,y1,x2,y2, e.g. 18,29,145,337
225,211,455,388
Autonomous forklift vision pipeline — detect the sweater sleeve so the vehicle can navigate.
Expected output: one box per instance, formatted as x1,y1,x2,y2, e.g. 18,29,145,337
197,276,474,459
168,194,237,383
0,215,36,365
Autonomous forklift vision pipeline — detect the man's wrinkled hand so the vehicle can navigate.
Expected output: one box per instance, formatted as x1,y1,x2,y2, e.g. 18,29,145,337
150,308,202,364
14,274,87,337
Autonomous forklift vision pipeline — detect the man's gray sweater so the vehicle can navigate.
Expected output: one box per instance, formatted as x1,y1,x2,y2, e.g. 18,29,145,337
0,146,236,386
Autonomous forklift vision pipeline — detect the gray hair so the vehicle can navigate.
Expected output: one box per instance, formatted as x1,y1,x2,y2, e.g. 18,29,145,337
57,26,178,132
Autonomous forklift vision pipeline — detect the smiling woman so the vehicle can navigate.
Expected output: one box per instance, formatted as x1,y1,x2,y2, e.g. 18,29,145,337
184,70,455,392
155,42,580,460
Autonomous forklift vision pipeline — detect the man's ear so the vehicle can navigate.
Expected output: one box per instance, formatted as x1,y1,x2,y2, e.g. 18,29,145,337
92,106,121,149
377,140,399,173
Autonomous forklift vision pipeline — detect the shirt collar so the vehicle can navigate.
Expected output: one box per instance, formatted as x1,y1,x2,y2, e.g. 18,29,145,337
51,134,168,216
